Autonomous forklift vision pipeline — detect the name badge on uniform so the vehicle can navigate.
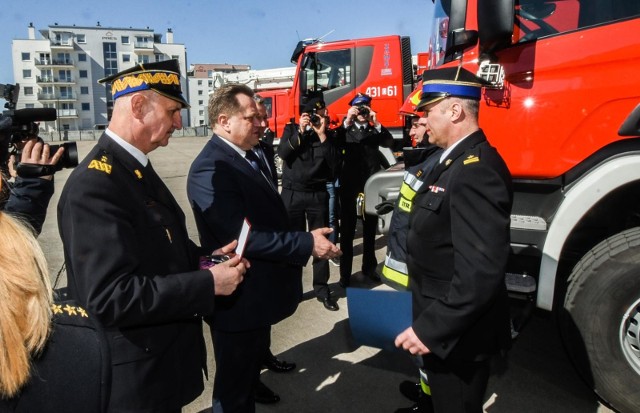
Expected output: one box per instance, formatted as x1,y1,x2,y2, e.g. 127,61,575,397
429,185,445,193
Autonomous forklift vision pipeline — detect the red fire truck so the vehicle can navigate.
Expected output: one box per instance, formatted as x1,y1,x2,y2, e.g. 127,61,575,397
364,1,640,412
275,35,416,141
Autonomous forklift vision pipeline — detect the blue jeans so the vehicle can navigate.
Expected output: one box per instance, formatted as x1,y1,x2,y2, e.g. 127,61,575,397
326,180,339,244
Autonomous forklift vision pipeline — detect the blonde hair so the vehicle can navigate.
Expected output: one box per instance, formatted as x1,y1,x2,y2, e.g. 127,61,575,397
0,211,52,397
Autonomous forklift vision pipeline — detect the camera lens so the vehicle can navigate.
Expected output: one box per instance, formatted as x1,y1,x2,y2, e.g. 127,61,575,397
310,114,322,126
49,142,79,170
358,106,370,117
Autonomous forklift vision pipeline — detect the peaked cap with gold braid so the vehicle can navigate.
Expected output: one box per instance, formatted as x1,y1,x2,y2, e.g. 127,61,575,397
98,59,190,108
416,66,489,110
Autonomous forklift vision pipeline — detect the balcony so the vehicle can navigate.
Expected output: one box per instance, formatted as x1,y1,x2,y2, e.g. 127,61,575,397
50,40,74,50
134,41,154,50
57,109,78,118
36,77,76,85
38,92,77,101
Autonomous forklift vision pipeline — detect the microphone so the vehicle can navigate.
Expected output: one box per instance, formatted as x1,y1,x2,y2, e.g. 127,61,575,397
12,108,57,123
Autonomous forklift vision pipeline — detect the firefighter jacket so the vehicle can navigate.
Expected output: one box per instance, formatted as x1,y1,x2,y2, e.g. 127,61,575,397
382,145,442,290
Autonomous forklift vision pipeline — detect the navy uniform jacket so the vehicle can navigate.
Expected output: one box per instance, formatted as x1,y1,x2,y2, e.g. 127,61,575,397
407,130,513,362
57,134,215,412
336,121,393,190
187,135,313,332
278,123,340,191
0,300,110,413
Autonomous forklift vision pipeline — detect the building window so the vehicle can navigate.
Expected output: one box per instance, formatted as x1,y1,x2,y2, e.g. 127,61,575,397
21,52,30,61
81,103,91,111
76,34,86,43
199,110,204,116
22,69,32,78
123,54,130,62
80,86,89,95
137,55,150,64
23,87,34,96
171,55,179,61
198,90,203,96
198,100,203,106
155,54,164,62
208,80,213,87
25,103,34,109
121,36,130,44
79,70,88,78
197,80,202,86
78,53,87,62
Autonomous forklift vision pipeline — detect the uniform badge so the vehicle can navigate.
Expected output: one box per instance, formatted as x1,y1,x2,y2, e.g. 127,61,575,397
88,154,113,174
463,155,480,165
429,185,445,193
134,169,143,179
445,159,452,166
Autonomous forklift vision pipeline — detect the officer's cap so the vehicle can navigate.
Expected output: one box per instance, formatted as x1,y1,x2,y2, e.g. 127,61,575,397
349,93,372,107
98,59,189,108
416,66,487,110
301,96,326,114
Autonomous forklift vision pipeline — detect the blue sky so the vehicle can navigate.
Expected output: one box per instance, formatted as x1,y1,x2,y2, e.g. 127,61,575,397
0,0,433,87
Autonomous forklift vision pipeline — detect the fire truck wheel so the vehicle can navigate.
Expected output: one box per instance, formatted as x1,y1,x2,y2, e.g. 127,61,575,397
560,227,640,413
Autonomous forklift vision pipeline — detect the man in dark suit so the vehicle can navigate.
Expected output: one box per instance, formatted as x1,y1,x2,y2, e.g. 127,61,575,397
187,83,340,413
57,60,246,413
395,67,513,413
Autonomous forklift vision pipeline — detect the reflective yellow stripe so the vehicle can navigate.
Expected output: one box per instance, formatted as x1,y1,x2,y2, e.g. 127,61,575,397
400,182,417,201
382,265,409,287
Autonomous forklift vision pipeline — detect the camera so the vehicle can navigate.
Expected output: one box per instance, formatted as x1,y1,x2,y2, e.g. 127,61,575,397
356,105,370,117
0,83,78,178
199,254,230,270
310,109,322,127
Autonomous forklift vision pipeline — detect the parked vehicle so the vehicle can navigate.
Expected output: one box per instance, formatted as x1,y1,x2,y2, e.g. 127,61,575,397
364,1,640,412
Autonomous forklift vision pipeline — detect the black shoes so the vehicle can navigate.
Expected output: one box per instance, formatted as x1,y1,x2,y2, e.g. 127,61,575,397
263,354,296,373
317,296,339,311
396,381,433,413
399,380,422,402
254,380,280,404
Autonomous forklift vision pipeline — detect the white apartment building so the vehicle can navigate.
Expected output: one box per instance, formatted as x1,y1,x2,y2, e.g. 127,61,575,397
11,23,188,132
187,63,251,127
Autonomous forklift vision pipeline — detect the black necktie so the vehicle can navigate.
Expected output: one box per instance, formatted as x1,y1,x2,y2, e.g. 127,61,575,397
246,150,277,191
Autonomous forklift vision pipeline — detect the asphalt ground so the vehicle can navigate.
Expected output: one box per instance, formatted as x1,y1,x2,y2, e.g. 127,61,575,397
37,137,613,413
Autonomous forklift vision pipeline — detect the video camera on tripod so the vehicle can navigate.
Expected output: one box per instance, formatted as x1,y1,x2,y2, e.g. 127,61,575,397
0,83,78,178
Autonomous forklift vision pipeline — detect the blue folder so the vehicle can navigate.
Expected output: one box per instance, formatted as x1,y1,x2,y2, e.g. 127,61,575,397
346,287,412,352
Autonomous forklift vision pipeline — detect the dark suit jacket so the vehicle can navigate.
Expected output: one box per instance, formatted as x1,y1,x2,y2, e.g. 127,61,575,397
187,134,314,332
57,134,215,412
407,129,513,362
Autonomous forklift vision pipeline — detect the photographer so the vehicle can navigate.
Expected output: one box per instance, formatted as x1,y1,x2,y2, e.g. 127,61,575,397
1,128,64,235
336,93,393,288
277,94,341,311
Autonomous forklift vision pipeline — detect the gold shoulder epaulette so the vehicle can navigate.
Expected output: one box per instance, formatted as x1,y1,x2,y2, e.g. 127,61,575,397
88,153,113,174
463,154,480,165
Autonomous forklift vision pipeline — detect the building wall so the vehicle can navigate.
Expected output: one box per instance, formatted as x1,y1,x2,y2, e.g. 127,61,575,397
11,24,188,131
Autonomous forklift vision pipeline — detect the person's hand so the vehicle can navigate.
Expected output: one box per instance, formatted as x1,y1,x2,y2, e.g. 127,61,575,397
7,155,18,179
346,106,359,122
299,113,311,133
395,326,431,355
17,138,65,180
369,108,380,126
311,115,328,142
212,239,238,256
310,227,341,259
209,254,247,296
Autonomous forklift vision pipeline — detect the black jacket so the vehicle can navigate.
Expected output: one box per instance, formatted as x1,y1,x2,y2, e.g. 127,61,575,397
407,130,513,361
278,123,340,191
